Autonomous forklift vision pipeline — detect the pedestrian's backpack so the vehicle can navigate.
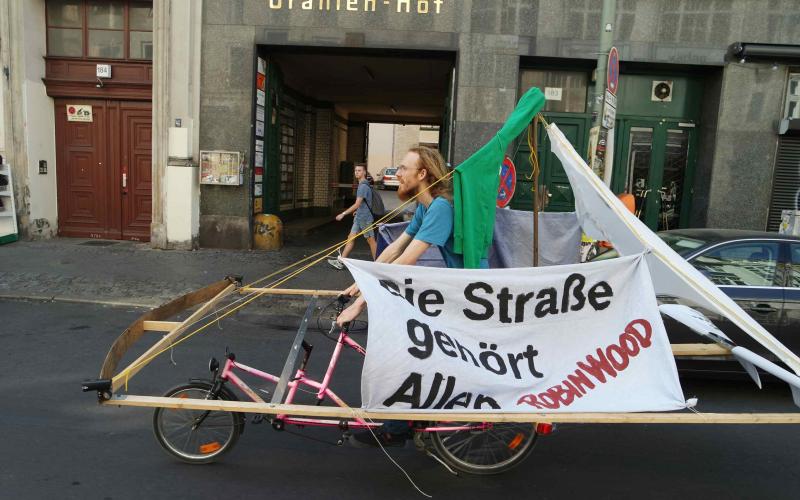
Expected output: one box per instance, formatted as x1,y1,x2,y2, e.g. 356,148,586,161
366,184,386,218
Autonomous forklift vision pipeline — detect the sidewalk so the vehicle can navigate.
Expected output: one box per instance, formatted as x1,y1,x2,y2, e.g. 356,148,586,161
0,220,367,317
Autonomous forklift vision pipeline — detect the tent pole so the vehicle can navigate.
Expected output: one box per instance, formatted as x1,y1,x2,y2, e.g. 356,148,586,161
529,117,540,267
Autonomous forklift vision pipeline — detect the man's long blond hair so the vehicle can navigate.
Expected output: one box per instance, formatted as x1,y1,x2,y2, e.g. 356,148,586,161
409,146,452,200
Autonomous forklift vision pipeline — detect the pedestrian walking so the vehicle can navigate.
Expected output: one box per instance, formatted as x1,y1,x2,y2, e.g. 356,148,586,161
328,164,377,269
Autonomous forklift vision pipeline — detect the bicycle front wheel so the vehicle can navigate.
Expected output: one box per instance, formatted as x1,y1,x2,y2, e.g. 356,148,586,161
153,382,242,464
430,422,537,475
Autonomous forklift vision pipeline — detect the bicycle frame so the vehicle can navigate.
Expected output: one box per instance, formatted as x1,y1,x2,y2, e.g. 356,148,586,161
220,329,381,429
219,327,486,433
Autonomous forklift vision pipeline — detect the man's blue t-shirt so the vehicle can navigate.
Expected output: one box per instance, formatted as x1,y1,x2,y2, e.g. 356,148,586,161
355,180,373,219
405,196,487,269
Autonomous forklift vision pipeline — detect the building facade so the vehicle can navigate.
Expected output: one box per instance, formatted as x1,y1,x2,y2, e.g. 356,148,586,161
1,0,799,249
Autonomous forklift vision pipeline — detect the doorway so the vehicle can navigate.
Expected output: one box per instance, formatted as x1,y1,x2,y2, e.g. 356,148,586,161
253,47,455,220
615,119,697,231
55,99,152,241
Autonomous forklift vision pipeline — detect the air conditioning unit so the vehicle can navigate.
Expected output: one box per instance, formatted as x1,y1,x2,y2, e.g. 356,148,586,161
651,81,673,102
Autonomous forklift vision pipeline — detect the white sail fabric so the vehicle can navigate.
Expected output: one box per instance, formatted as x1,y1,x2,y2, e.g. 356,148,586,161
546,123,800,375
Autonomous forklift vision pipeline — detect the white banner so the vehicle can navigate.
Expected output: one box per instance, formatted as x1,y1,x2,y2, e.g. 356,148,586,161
344,255,685,413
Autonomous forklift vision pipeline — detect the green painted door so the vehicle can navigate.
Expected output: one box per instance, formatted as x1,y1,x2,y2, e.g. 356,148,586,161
439,67,456,163
511,113,589,212
264,63,282,215
613,118,697,231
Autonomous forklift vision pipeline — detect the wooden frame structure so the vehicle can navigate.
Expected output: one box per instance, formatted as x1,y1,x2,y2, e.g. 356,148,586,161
88,282,800,426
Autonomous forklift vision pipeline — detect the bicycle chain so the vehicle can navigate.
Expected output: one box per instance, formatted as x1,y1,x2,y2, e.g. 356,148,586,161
280,425,342,446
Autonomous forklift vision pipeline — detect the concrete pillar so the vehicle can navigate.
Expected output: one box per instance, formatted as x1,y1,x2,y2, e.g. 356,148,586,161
705,62,787,230
152,0,203,249
453,33,520,163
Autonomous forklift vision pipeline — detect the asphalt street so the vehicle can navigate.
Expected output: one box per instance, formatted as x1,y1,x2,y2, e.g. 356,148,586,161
3,299,800,500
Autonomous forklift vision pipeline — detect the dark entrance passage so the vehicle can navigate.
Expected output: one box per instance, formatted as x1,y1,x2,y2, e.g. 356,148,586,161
55,99,152,241
251,47,455,224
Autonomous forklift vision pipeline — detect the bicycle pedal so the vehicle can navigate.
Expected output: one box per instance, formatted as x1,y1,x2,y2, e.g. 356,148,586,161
412,432,427,451
337,432,352,446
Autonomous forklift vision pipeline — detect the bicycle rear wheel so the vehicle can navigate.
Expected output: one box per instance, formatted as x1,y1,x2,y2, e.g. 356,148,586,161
153,382,243,464
430,422,537,475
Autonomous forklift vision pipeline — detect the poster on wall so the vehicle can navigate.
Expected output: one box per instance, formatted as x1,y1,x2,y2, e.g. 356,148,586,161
256,106,265,123
255,139,264,152
256,73,266,91
254,197,263,214
199,150,242,185
254,184,263,196
255,151,264,167
257,57,266,75
256,89,266,106
256,120,265,138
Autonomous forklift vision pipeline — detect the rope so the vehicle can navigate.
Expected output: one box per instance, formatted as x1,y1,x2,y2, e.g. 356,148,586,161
245,169,456,289
346,406,433,498
528,115,541,267
114,169,458,389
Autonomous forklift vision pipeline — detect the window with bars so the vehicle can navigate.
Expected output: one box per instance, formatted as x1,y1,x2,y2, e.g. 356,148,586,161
46,0,153,60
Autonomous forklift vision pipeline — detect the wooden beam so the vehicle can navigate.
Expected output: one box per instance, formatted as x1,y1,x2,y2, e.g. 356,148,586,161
105,395,800,424
99,277,238,380
671,343,731,357
239,287,341,297
110,283,236,391
142,321,181,332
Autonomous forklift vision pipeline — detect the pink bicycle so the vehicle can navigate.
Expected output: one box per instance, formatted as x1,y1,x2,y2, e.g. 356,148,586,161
152,297,542,475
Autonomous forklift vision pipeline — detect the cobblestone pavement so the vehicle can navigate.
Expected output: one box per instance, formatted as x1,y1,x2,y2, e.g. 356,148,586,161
0,221,363,312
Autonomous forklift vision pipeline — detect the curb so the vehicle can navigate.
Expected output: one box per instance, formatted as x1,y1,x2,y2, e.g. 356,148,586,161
0,292,320,329
0,293,156,309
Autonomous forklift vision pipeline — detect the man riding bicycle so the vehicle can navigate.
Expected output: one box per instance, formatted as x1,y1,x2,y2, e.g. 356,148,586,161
336,146,487,447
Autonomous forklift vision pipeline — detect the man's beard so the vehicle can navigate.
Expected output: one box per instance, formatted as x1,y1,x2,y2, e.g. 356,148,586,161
397,183,419,202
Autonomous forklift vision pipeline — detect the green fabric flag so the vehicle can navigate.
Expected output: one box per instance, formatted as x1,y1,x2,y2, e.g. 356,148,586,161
453,87,546,268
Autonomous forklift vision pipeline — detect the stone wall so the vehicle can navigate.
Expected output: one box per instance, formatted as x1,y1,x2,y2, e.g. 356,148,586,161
197,0,800,243
313,108,335,208
392,125,421,166
705,62,787,229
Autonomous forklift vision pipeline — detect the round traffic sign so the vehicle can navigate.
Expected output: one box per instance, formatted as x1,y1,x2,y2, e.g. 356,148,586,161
607,46,619,95
497,156,516,208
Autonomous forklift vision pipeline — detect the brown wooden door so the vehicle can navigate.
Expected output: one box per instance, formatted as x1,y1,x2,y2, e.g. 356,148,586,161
55,99,151,241
55,99,110,239
120,103,152,241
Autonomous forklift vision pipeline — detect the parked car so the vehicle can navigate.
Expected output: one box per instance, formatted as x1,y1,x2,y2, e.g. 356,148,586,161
377,167,399,190
591,229,800,376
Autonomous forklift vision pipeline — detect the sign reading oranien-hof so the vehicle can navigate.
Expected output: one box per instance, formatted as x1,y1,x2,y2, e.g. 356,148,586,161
66,105,93,122
200,151,243,186
267,0,444,14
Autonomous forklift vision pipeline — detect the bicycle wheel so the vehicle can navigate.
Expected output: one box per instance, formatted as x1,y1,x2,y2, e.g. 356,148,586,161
430,422,537,475
153,382,242,464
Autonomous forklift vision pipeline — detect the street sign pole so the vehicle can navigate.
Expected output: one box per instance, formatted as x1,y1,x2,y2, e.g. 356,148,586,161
590,0,616,184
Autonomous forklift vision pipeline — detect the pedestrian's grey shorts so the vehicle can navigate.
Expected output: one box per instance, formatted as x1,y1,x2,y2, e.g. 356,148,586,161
351,215,375,239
